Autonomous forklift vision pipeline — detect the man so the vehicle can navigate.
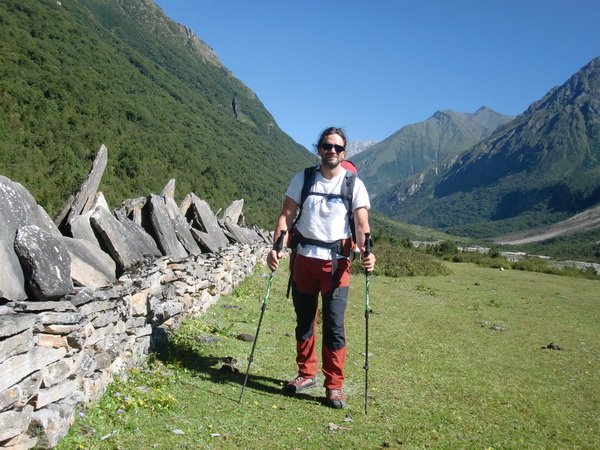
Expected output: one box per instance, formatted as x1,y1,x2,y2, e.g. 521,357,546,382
267,127,376,409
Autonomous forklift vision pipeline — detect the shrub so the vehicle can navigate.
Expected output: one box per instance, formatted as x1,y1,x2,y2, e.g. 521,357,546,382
351,239,451,277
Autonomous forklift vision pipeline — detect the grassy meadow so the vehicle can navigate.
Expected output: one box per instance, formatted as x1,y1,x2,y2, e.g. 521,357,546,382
58,260,600,449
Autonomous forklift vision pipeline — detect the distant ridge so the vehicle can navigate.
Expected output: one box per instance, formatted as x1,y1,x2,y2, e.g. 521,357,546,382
353,107,514,197
375,56,600,239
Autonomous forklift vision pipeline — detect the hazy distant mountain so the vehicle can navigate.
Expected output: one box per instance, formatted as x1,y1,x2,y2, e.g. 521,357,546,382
345,139,376,158
353,107,514,197
375,56,600,239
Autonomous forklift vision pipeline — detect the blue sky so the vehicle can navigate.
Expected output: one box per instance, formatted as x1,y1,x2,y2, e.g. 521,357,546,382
155,1,599,151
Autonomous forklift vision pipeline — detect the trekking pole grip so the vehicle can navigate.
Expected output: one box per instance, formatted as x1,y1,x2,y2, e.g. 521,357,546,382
274,230,286,253
363,233,372,274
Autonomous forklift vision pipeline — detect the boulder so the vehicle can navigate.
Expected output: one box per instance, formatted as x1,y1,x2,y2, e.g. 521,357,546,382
0,176,62,301
13,225,73,301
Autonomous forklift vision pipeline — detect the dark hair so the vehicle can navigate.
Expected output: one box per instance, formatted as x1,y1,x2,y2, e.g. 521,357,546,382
315,127,347,151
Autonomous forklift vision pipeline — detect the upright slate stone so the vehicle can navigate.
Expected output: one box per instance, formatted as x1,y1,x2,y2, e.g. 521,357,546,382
223,199,245,226
161,178,176,198
163,195,201,256
13,225,73,301
184,193,229,250
63,144,108,228
90,206,144,274
190,229,221,254
60,237,116,288
114,209,162,258
0,238,25,301
69,212,101,248
255,227,272,244
224,218,262,245
147,195,188,259
114,196,146,226
0,176,62,301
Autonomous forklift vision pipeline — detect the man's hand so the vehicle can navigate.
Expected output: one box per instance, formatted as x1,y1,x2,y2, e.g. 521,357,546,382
266,249,284,271
266,230,287,271
361,251,376,273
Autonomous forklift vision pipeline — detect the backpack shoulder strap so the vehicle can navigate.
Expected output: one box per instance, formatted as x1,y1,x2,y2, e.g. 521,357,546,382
291,165,318,230
341,170,357,242
340,170,356,213
300,166,318,207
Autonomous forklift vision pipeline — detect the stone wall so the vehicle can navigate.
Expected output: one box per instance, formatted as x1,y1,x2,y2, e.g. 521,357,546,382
1,148,273,449
0,242,269,448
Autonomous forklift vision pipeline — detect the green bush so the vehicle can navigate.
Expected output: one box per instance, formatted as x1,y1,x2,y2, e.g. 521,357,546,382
350,239,451,277
511,258,600,280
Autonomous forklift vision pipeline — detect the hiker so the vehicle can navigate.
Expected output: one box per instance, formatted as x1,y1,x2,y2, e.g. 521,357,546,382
266,126,376,409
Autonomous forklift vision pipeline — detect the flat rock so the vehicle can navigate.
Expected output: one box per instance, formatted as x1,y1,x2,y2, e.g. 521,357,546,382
0,314,37,339
60,236,116,288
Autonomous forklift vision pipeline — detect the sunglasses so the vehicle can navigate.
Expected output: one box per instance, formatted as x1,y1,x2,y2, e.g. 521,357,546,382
320,143,346,153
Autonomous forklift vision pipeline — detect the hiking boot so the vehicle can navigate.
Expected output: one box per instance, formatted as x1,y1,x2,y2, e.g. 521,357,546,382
326,388,346,409
283,375,317,394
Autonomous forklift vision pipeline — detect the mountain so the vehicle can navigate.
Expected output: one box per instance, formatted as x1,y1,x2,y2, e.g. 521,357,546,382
375,56,600,239
352,107,514,197
0,0,314,227
345,139,375,158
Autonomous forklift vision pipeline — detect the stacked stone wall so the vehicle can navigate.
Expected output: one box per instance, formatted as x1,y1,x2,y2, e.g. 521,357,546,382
1,147,272,448
0,242,269,449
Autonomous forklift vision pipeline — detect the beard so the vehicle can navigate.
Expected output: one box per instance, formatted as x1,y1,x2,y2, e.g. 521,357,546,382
320,156,342,169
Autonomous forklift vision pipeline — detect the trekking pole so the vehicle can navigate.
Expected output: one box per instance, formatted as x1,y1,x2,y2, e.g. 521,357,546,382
239,230,286,403
363,233,372,415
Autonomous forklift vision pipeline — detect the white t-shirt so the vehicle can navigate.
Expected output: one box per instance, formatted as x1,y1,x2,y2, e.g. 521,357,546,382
285,167,370,260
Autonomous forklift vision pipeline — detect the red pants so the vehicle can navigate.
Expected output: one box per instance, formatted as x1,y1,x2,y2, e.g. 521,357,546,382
290,254,351,389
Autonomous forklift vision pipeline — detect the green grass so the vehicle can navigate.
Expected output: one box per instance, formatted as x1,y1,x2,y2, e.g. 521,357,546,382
59,262,600,449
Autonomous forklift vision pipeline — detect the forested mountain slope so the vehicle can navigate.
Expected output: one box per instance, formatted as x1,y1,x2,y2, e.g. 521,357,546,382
0,0,314,226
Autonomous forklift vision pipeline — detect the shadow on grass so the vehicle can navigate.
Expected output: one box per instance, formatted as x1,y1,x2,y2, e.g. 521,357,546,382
152,331,324,406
